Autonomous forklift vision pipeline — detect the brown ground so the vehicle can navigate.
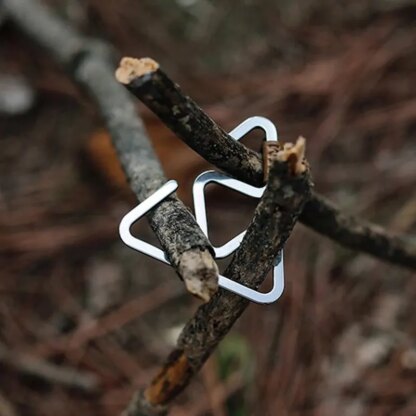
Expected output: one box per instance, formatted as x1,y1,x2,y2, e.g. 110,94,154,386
0,1,415,415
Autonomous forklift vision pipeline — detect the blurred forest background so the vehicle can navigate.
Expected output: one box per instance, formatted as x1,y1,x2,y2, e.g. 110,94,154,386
0,0,416,415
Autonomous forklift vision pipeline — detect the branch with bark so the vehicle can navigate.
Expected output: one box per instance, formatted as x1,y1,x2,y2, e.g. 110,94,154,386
0,342,99,392
3,1,416,416
123,139,312,416
116,57,416,271
115,57,416,414
1,0,219,302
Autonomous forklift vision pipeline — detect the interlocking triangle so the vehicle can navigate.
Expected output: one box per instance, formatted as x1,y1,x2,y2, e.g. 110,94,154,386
119,116,284,304
192,116,284,303
193,117,277,258
119,180,178,264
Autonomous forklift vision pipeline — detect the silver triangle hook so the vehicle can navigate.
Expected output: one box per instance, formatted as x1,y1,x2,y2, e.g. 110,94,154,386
193,170,262,259
192,116,284,303
118,117,285,304
218,253,284,304
119,180,178,264
119,182,284,303
193,115,279,257
192,170,284,304
119,178,284,303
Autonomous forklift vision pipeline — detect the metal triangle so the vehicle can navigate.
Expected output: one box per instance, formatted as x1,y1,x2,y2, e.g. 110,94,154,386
119,180,178,264
192,116,284,303
118,117,285,304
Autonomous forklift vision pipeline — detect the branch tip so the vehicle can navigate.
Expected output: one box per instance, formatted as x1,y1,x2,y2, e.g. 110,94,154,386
178,249,219,302
276,136,307,175
115,57,160,85
263,136,307,180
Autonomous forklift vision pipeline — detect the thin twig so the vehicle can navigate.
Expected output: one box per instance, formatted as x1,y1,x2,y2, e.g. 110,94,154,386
0,391,18,416
123,139,312,415
300,193,416,268
0,341,99,392
34,283,178,357
116,57,416,270
2,0,219,301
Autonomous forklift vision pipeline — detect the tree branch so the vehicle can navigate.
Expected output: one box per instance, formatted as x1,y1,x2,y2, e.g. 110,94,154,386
123,139,312,415
116,57,416,271
4,2,416,415
115,57,263,186
300,193,416,269
2,0,219,301
0,341,99,392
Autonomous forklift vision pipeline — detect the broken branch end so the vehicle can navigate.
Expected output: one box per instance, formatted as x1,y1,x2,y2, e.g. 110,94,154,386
115,57,160,85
